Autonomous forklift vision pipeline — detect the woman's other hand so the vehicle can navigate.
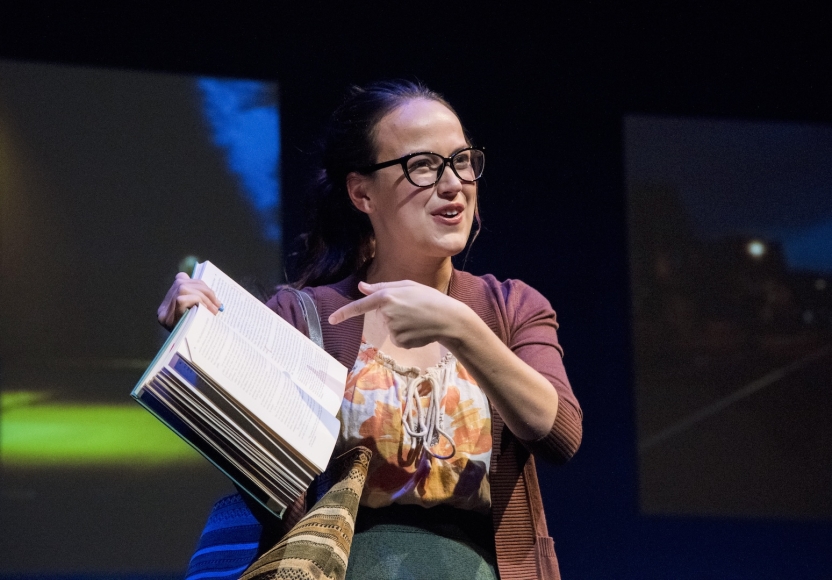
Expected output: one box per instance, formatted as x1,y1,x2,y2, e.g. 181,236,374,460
157,272,222,331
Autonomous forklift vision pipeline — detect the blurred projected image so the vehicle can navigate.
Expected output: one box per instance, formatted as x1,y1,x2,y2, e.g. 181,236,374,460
0,60,280,575
627,116,832,519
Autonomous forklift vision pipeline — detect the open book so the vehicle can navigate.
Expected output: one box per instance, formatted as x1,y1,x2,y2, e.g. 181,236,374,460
132,261,347,518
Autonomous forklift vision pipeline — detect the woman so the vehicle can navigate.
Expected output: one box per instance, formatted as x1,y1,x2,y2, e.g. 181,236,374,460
159,80,582,580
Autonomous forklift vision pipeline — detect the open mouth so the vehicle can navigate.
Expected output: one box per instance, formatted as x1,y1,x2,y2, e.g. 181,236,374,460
432,204,464,219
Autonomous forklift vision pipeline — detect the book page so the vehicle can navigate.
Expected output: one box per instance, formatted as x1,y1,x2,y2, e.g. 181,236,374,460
180,305,340,472
136,381,291,516
195,261,346,415
131,309,194,399
153,370,305,498
166,355,314,484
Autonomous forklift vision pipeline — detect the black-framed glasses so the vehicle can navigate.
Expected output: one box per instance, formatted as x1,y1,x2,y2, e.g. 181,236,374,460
358,147,485,187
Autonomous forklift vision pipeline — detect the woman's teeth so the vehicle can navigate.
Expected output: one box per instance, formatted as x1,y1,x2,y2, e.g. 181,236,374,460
442,210,459,217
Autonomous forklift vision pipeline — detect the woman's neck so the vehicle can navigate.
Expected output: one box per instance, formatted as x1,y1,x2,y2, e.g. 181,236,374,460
365,254,453,293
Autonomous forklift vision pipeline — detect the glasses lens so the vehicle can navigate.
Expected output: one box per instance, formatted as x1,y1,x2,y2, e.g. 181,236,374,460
406,153,444,187
452,148,484,182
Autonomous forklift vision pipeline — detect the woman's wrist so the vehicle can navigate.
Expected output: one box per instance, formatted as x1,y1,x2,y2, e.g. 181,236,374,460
440,302,487,354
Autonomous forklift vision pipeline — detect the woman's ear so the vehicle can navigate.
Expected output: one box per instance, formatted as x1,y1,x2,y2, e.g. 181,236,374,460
346,172,374,215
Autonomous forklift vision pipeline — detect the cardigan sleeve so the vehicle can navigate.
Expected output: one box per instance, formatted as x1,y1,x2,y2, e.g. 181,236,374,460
501,279,583,464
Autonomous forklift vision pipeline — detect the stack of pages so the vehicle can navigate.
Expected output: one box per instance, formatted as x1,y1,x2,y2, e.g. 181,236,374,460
132,261,347,518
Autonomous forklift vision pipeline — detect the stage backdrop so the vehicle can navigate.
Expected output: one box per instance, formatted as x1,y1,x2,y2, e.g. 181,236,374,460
0,59,282,576
626,115,832,519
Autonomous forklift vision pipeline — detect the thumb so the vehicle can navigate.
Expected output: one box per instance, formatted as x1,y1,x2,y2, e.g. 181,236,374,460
358,280,414,295
357,280,383,295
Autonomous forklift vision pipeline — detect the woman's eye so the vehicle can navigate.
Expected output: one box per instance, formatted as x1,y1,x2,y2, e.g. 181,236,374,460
453,153,471,168
408,156,437,173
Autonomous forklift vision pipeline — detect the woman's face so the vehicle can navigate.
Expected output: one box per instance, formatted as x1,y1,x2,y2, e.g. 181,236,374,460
349,98,477,262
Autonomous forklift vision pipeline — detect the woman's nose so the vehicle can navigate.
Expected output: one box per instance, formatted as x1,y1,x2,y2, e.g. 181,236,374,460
436,163,463,197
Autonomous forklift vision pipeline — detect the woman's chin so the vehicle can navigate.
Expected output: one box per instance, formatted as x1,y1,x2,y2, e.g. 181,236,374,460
424,236,471,260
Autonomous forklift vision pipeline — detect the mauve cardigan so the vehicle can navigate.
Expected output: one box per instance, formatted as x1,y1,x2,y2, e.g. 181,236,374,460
264,268,583,580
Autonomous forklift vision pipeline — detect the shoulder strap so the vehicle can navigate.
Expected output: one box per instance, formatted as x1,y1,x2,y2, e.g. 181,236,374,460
283,287,331,504
284,288,324,349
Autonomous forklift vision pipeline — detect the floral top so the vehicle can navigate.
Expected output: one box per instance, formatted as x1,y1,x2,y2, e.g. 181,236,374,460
334,339,493,512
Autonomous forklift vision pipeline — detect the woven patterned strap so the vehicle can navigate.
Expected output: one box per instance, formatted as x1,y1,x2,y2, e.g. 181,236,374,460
240,446,372,580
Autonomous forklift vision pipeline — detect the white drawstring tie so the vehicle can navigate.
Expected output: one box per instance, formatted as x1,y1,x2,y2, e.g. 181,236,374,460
401,361,457,460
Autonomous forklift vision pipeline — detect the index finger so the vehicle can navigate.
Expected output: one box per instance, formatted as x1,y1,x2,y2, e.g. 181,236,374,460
328,292,386,325
191,280,223,310
175,277,222,308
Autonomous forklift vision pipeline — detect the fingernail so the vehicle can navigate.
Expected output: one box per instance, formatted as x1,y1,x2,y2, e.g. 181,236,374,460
218,304,225,312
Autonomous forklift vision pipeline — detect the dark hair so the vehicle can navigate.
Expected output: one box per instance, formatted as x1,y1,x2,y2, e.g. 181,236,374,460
292,80,471,288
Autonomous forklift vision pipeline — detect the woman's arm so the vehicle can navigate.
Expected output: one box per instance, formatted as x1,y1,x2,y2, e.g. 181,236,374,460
443,303,560,441
328,280,577,446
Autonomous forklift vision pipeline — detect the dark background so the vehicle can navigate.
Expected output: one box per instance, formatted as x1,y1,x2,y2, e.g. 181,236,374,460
1,4,831,578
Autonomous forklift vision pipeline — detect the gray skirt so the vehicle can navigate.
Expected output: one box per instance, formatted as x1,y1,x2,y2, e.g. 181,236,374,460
345,505,499,580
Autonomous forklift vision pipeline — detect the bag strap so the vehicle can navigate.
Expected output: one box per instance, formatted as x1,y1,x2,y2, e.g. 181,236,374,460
284,288,324,349
284,287,331,503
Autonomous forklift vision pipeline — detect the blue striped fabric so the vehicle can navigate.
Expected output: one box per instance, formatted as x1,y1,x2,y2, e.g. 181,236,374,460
185,494,262,580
